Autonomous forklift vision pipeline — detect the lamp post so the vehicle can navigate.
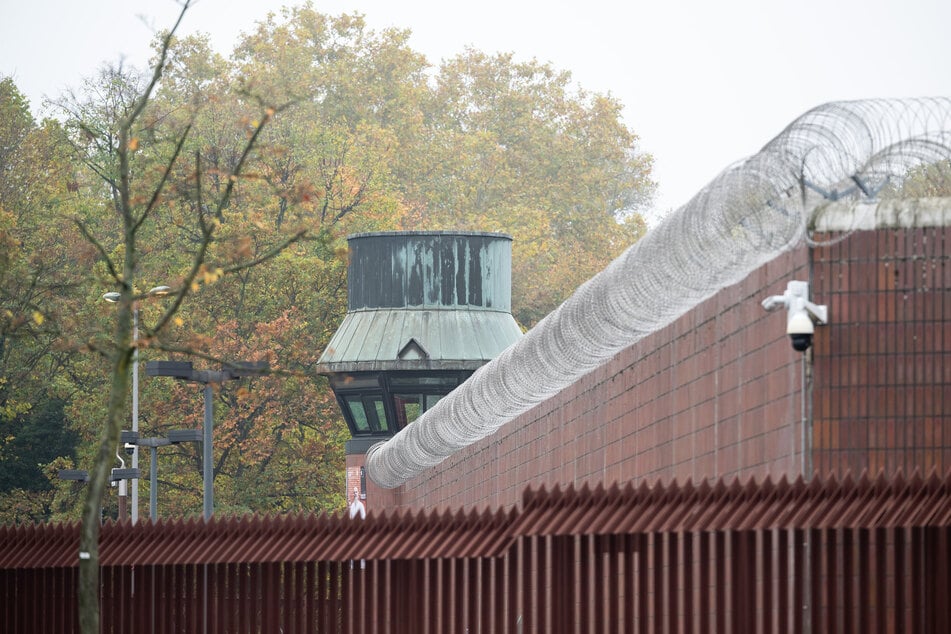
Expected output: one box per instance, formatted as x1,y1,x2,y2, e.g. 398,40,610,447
145,360,267,520
103,285,170,524
135,429,202,521
59,466,140,522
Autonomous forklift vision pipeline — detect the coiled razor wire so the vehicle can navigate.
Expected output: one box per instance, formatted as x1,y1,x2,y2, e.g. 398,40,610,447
366,97,951,488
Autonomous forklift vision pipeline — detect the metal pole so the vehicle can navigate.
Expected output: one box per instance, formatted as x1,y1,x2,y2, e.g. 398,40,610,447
801,353,806,478
150,446,158,522
203,383,213,520
132,307,140,524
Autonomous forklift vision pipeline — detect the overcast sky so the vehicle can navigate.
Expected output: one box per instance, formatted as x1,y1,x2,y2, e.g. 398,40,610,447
2,0,949,216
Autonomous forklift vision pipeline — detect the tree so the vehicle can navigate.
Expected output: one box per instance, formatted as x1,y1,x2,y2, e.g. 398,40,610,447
142,310,346,516
0,78,91,523
53,4,311,630
0,398,77,523
397,49,654,325
122,9,410,519
0,0,656,550
889,159,951,197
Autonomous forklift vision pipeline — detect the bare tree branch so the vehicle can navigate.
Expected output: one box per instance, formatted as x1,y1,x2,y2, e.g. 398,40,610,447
72,219,121,285
132,120,194,235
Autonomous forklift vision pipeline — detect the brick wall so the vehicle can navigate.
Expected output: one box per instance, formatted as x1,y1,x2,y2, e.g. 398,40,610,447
811,225,951,476
361,247,810,512
361,222,951,514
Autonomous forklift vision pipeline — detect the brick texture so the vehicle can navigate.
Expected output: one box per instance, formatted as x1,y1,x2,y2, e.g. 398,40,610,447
811,226,951,477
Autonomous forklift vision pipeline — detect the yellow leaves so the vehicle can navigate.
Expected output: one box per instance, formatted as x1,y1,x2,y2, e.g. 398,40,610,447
174,316,184,327
32,311,44,325
203,266,224,284
191,264,226,292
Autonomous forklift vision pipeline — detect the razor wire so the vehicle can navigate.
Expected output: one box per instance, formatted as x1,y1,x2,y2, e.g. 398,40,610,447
366,97,951,488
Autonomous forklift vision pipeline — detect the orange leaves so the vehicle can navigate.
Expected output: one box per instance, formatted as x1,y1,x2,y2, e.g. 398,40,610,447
333,243,350,262
234,235,253,261
288,181,319,205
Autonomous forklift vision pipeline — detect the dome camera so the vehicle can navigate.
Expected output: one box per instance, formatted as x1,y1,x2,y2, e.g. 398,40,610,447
789,333,813,352
761,281,828,352
786,309,815,351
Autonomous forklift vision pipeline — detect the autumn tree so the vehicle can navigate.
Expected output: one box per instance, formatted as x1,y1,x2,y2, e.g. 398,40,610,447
45,2,330,629
118,9,411,519
398,49,654,325
0,77,95,522
225,7,655,327
1,0,657,545
887,159,951,197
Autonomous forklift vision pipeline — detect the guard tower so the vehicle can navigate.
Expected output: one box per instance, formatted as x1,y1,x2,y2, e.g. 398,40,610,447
318,231,523,501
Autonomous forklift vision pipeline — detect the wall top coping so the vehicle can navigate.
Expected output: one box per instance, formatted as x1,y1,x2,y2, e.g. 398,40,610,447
812,197,951,232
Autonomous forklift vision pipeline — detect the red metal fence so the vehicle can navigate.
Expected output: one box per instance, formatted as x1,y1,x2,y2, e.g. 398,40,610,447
3,471,950,632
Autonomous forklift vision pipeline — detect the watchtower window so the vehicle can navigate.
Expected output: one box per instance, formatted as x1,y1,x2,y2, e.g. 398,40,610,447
343,394,388,434
393,393,446,427
330,371,472,437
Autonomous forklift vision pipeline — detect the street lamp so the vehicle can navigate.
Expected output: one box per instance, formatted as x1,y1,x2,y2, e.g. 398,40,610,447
134,429,202,521
58,466,140,522
145,360,267,520
102,284,171,524
58,469,90,482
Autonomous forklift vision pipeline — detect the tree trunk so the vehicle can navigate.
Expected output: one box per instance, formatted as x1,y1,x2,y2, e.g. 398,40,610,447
78,342,132,632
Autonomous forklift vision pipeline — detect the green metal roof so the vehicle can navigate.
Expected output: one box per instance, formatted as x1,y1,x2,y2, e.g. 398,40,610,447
317,231,523,374
317,307,522,373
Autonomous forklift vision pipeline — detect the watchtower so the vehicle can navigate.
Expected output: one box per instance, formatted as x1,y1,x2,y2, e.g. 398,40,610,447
318,231,522,499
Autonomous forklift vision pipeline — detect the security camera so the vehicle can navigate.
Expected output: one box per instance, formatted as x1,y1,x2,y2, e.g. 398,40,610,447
787,309,815,351
761,280,828,352
123,442,136,456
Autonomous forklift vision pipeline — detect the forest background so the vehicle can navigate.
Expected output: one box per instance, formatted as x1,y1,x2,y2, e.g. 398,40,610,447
0,3,654,524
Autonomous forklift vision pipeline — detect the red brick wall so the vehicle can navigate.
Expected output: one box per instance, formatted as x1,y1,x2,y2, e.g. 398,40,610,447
811,226,951,477
361,247,810,512
361,225,951,514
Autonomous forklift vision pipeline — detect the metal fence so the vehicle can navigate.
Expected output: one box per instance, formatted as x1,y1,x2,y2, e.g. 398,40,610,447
3,471,950,633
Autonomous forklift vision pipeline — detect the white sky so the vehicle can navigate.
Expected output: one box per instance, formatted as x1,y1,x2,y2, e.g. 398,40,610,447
2,0,950,216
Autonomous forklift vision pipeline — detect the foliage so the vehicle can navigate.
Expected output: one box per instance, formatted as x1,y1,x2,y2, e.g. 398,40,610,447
890,159,951,197
397,48,653,323
0,0,656,545
0,79,88,515
0,398,75,492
